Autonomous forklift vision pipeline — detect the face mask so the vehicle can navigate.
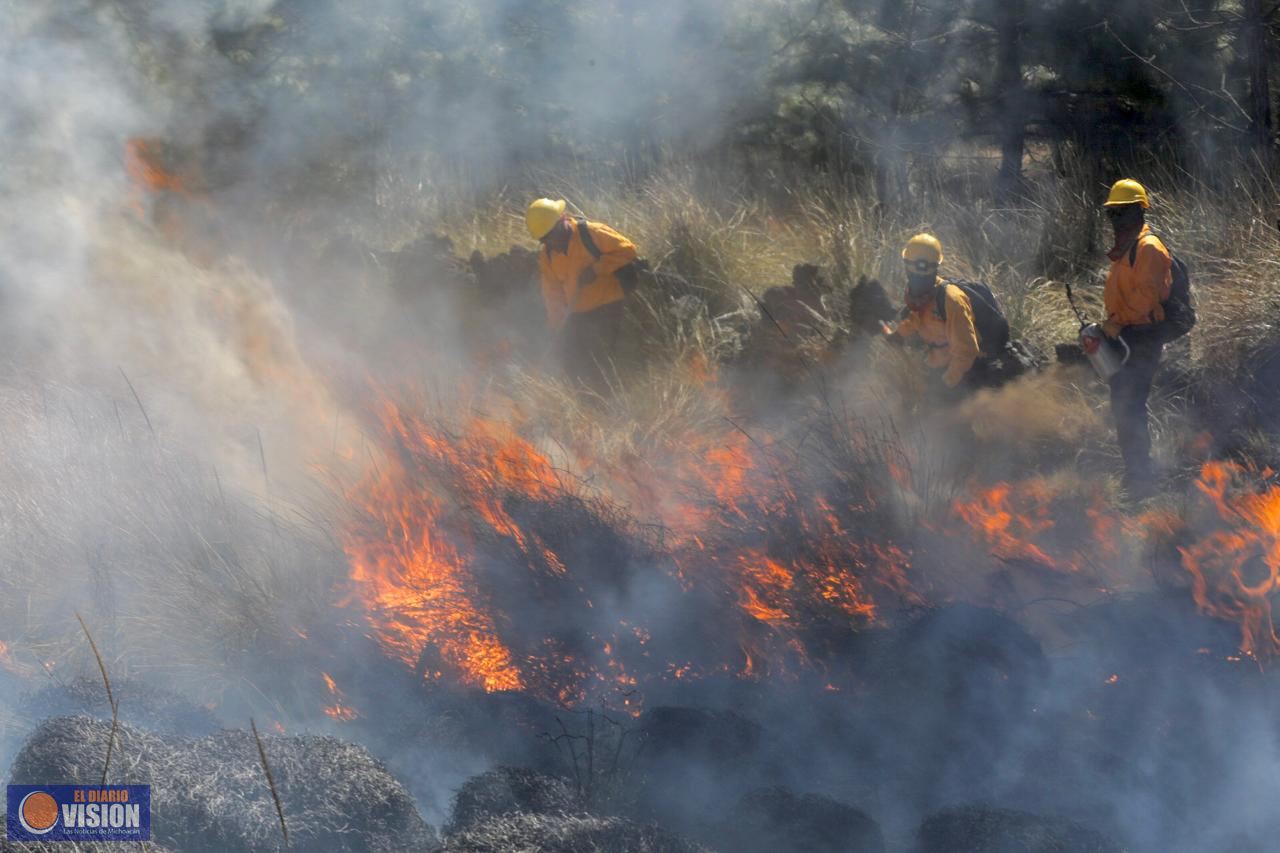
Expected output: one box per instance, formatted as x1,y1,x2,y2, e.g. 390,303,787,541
1106,205,1143,233
906,273,936,297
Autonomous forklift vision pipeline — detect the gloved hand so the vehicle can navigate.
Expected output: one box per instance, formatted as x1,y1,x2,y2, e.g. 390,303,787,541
577,267,597,289
1102,320,1123,339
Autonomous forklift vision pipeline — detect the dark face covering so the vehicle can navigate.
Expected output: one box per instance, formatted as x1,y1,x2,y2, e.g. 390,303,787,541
541,219,572,253
906,273,937,307
1106,204,1145,261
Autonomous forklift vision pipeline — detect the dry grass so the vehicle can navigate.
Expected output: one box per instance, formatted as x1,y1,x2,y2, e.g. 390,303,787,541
441,812,710,853
435,163,823,306
435,156,1280,388
10,716,436,853
0,382,342,711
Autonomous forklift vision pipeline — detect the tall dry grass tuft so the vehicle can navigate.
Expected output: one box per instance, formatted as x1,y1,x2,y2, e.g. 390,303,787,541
0,383,342,711
1158,199,1280,379
251,717,291,851
74,612,118,785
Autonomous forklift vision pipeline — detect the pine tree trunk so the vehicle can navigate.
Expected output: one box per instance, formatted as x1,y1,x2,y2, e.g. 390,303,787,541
1244,0,1274,154
995,0,1027,195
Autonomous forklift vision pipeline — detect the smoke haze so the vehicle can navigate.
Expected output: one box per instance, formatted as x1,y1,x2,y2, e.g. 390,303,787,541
1,2,1279,852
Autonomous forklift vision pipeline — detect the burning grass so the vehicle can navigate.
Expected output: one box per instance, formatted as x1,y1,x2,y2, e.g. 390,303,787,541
328,304,1280,712
7,148,1280,852
1179,460,1280,659
336,376,938,710
6,190,1280,733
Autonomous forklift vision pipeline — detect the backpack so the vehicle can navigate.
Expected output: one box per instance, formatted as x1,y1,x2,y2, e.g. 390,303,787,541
1128,235,1195,343
574,217,642,294
935,279,1011,356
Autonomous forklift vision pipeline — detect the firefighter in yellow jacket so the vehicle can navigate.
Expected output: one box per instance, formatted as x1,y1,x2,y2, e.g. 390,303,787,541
527,198,638,386
1100,179,1171,497
886,234,986,392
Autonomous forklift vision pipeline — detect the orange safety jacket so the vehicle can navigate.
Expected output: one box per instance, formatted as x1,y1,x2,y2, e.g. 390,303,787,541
1105,225,1172,328
893,280,981,387
538,220,637,329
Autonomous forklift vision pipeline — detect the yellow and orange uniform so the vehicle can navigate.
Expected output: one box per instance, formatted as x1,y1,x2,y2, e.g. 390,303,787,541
1104,225,1172,329
538,220,637,329
893,281,982,387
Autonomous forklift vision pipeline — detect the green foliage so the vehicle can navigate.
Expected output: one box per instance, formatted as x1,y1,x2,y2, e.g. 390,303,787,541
69,0,1278,211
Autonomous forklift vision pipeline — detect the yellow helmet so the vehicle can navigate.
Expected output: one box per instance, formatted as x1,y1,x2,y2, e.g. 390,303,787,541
902,233,944,270
526,198,567,240
1103,179,1150,209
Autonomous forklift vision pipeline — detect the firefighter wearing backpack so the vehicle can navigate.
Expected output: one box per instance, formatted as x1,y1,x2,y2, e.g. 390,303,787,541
887,234,1010,393
1099,178,1193,498
527,198,639,386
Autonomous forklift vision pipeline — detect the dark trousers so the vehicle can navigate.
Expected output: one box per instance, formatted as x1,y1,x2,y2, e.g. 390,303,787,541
560,300,624,389
930,356,998,403
1108,332,1163,489
963,357,1001,390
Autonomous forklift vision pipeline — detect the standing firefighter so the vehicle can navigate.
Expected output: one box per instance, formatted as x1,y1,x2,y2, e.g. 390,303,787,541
886,234,1010,395
1098,179,1176,498
527,198,639,388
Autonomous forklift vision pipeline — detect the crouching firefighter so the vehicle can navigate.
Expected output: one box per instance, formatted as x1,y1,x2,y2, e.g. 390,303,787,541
1095,179,1195,499
526,198,640,389
884,233,1011,396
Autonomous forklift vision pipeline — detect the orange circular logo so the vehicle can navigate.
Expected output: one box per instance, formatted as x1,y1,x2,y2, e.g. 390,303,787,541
18,791,59,834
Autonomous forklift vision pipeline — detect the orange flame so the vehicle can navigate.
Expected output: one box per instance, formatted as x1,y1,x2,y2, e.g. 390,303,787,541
952,478,1116,575
1180,461,1280,660
342,402,529,693
320,671,359,721
342,386,920,704
954,481,1062,568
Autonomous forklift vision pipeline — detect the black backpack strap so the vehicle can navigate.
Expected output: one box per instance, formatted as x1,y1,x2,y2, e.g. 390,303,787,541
934,283,948,321
576,217,602,260
1128,232,1168,266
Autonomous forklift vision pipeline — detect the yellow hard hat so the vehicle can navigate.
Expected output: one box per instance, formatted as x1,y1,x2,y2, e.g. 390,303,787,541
902,233,944,269
526,198,567,240
1103,179,1150,209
